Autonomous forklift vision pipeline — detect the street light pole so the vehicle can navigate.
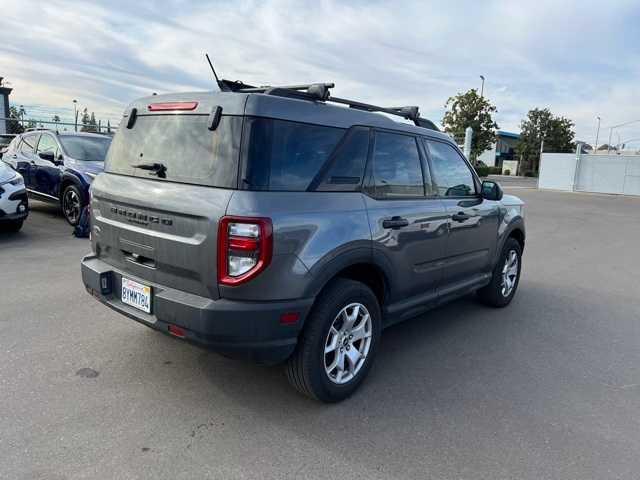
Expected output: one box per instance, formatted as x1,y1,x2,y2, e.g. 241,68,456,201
594,116,601,153
479,75,485,98
72,99,78,132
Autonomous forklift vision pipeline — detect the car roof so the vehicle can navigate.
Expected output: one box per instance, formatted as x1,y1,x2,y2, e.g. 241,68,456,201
126,91,452,142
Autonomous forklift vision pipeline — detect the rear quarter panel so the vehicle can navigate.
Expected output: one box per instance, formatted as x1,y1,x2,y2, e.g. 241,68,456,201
222,191,372,301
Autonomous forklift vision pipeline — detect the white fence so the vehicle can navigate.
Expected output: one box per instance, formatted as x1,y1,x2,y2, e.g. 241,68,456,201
539,152,640,196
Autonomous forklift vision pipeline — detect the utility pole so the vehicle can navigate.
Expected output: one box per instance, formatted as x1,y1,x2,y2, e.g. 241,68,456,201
479,75,485,98
73,99,78,132
594,116,601,153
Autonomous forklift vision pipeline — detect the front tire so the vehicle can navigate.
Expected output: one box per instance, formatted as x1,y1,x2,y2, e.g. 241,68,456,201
61,184,85,226
285,278,381,402
477,237,522,307
1,219,23,232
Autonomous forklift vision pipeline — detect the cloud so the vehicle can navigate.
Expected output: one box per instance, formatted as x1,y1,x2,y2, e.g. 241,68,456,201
1,0,639,143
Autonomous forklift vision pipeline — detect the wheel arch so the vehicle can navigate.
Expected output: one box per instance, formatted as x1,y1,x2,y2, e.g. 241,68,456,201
303,248,392,308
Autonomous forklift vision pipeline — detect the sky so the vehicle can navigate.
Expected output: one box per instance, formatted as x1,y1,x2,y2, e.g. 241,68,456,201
1,0,640,147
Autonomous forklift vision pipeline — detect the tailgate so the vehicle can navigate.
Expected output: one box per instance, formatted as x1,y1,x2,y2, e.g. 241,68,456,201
90,173,232,300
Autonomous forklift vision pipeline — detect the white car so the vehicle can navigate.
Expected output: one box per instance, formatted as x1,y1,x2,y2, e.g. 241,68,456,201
0,160,28,232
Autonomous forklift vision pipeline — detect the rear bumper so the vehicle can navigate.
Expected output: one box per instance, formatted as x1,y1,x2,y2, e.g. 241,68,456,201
81,255,313,364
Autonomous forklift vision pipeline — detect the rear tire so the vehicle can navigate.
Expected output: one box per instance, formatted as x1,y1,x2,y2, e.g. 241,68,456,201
61,184,85,226
477,237,522,307
285,278,381,402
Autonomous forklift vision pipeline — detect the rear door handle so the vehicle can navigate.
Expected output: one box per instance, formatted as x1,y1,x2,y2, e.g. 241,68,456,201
451,212,470,222
382,216,409,229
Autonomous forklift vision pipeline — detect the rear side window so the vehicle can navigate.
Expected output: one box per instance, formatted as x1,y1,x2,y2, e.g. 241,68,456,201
369,132,424,199
106,115,241,188
424,140,477,197
316,127,370,192
241,117,344,191
20,134,39,154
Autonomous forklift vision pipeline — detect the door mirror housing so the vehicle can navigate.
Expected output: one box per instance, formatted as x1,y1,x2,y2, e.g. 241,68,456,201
38,151,55,163
481,180,503,201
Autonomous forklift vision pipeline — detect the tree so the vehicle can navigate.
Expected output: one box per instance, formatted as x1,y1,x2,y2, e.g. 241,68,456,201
7,105,24,134
80,108,98,133
442,88,498,162
516,108,575,174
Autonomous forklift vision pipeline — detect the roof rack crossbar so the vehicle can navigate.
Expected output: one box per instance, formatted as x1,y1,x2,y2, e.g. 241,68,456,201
219,78,439,131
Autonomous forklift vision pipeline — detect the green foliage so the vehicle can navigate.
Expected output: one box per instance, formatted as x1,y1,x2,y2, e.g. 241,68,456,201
475,165,490,177
489,166,502,175
523,170,538,177
516,108,575,173
442,89,498,161
80,108,98,133
504,169,511,176
7,106,24,134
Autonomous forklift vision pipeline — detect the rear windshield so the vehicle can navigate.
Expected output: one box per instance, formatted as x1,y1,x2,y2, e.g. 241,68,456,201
105,115,241,188
59,136,112,161
241,117,345,191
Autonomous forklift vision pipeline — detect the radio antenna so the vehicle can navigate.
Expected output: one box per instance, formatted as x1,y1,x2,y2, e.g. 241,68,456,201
205,53,229,91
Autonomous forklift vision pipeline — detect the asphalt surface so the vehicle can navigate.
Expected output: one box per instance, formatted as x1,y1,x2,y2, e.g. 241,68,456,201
1,189,639,480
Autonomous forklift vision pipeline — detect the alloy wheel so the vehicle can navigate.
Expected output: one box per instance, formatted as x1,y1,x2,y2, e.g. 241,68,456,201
63,189,81,224
501,249,519,297
324,302,373,385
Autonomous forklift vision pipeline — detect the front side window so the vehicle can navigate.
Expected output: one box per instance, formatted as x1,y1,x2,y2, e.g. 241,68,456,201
59,136,111,162
241,117,344,191
20,134,39,154
37,135,59,157
370,132,424,199
425,140,477,197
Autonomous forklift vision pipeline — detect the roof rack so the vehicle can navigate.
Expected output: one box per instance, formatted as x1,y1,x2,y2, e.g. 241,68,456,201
217,78,439,131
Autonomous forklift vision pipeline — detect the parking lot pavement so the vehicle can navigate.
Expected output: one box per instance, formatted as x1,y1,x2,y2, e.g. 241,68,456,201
1,192,640,480
488,174,539,189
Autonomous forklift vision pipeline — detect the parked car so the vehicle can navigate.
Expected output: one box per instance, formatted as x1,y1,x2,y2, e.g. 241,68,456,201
0,159,28,231
0,134,16,159
81,81,525,402
3,130,111,225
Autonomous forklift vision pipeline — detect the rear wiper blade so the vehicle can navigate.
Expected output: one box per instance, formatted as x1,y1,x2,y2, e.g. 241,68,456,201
132,162,167,178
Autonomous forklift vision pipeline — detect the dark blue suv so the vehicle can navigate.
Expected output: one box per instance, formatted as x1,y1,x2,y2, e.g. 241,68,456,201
3,130,111,225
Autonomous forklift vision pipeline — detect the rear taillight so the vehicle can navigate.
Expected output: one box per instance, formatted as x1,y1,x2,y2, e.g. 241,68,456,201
217,216,273,286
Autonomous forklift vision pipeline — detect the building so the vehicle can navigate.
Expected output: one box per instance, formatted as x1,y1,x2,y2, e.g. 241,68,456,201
0,77,12,134
477,130,520,167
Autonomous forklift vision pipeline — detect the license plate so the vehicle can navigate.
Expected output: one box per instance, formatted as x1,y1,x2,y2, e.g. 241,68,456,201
121,277,152,314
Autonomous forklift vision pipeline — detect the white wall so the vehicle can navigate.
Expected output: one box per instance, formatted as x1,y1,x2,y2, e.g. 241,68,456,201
538,153,578,191
477,144,497,166
539,152,640,196
576,155,640,196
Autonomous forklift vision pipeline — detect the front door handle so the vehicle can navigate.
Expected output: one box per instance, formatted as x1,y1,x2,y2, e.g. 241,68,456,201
451,212,470,222
382,216,409,229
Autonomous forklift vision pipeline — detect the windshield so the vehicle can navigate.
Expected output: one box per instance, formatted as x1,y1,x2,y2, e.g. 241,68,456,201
105,114,241,188
59,136,112,161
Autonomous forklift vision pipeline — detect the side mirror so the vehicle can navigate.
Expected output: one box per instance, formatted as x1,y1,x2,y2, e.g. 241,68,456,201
481,180,503,201
39,151,55,163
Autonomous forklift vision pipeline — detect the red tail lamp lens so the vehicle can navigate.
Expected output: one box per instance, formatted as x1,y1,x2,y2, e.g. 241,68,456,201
218,216,273,286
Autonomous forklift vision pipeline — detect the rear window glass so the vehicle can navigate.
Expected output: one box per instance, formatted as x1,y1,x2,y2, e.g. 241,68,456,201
241,117,344,191
105,115,241,188
59,135,111,161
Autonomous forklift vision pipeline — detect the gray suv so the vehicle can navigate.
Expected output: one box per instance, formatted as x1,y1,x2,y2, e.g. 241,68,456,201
81,80,525,402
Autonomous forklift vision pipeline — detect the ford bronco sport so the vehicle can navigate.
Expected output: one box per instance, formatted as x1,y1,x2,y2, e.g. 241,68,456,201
81,79,525,402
